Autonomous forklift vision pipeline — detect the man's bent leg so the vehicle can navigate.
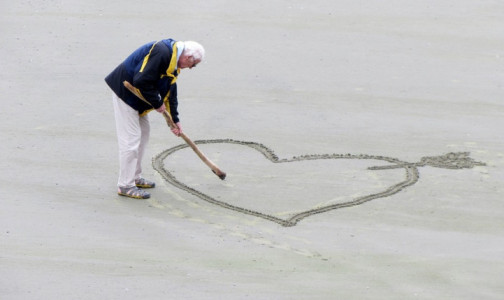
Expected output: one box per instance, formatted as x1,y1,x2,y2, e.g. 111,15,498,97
112,94,142,188
135,113,150,180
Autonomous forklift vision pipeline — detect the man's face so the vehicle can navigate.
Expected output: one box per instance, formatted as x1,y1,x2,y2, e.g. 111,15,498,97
178,53,200,69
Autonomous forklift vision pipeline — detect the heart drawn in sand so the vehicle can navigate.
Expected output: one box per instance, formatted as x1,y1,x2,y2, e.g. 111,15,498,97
153,139,485,227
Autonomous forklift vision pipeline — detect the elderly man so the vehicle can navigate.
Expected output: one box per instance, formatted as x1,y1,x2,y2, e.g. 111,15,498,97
105,39,205,199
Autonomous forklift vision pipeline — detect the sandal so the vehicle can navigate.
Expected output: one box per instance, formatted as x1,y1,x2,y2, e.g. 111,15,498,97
118,186,150,199
135,178,156,188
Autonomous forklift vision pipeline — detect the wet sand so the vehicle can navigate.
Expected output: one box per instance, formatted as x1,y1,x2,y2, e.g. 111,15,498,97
1,0,504,299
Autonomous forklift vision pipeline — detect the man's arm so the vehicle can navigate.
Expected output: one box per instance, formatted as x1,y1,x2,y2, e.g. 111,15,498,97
132,43,169,109
166,83,179,123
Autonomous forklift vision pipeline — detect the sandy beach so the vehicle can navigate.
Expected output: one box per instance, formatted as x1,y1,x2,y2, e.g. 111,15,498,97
1,0,503,299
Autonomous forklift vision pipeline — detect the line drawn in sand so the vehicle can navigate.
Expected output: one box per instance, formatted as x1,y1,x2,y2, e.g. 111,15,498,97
153,139,485,227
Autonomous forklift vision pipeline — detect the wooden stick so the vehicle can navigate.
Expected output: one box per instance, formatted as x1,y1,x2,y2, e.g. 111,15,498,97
123,81,226,180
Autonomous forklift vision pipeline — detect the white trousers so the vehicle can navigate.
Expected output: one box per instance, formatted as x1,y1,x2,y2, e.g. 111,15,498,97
112,94,150,188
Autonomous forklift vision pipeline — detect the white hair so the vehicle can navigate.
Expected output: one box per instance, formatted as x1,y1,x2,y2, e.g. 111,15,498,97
183,41,205,61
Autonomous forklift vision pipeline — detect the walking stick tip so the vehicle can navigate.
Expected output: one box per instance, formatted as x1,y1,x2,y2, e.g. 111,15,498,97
213,170,227,180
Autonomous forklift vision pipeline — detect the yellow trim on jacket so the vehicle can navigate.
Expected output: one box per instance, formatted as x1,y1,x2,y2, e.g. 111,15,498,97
138,41,180,117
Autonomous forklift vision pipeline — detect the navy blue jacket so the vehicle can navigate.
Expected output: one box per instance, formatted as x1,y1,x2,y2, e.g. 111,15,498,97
105,39,180,122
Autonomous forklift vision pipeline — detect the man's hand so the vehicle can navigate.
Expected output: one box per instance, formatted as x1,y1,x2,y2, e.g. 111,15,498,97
156,103,166,113
171,122,182,137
